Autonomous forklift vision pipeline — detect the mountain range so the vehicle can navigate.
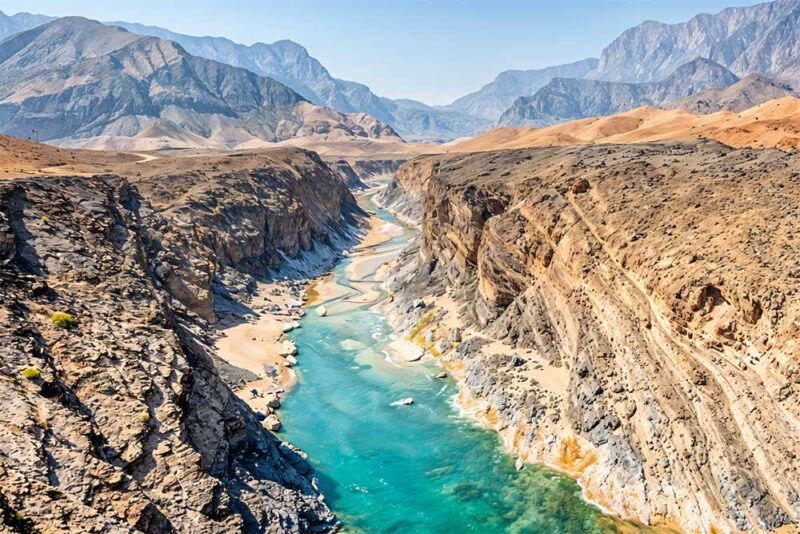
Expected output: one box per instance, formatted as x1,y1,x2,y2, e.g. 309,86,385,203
498,58,740,127
440,58,599,121
2,0,800,145
107,21,492,141
0,9,53,37
589,0,800,83
0,17,400,149
670,73,799,113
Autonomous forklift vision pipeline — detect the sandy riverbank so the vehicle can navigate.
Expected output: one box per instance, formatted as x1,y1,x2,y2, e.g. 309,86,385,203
213,212,404,417
214,279,305,412
308,214,406,313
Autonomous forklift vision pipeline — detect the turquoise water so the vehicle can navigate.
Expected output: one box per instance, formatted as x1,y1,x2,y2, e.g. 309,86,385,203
280,205,634,533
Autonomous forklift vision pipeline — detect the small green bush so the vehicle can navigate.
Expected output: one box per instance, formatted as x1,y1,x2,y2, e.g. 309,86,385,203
21,367,41,380
51,312,75,329
138,412,150,424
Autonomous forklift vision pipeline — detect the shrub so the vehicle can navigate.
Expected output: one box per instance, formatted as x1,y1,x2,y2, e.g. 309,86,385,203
21,367,41,380
138,412,150,424
51,312,75,329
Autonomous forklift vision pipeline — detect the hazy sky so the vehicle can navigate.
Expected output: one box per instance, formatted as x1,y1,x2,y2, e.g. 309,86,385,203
3,0,760,104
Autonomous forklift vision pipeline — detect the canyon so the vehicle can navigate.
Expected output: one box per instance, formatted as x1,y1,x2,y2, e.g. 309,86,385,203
376,141,800,532
3,0,800,532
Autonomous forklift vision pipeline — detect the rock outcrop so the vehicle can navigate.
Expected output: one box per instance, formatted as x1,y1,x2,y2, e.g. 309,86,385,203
382,141,800,533
0,147,362,532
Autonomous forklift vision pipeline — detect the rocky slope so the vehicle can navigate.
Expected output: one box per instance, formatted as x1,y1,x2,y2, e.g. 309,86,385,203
499,58,739,127
380,142,800,532
590,0,800,83
0,17,399,150
669,74,799,113
442,59,599,122
0,146,364,532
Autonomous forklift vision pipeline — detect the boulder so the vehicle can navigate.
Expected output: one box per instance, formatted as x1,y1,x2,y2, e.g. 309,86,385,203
263,416,282,432
280,340,298,356
265,394,281,409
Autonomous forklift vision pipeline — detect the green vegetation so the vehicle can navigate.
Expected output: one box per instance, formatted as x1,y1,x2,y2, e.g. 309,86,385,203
21,367,41,380
138,412,150,424
408,311,436,340
51,312,75,329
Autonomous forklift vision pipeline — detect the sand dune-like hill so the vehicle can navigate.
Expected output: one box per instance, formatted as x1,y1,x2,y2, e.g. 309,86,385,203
452,96,800,152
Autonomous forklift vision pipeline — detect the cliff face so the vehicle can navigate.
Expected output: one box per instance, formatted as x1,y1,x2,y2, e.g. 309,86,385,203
0,148,360,532
127,149,362,323
382,142,800,532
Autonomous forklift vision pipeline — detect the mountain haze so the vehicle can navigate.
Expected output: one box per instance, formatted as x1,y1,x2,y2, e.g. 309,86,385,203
500,58,739,127
107,20,489,141
0,10,54,40
442,58,599,121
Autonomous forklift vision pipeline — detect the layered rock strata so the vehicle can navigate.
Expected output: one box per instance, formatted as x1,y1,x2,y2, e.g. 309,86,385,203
381,141,800,533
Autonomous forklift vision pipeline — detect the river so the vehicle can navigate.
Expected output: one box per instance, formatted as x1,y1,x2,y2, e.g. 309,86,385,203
279,193,645,533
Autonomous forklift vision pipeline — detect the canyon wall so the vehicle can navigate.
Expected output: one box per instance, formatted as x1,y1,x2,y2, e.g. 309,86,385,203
382,141,800,533
0,149,361,532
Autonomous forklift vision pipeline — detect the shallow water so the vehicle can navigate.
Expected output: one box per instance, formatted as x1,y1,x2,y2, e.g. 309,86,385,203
280,203,638,533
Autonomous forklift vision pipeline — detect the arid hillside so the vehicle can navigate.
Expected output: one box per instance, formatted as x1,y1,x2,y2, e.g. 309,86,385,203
0,135,141,178
452,97,800,152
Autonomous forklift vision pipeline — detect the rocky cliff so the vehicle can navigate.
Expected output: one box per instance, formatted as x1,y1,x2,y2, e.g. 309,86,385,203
381,142,800,533
331,159,405,190
0,147,363,532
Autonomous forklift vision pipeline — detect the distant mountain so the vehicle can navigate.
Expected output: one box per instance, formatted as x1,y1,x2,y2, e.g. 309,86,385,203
669,74,799,113
442,59,598,121
379,98,492,142
0,17,400,149
0,10,54,39
107,20,487,141
590,0,800,83
499,58,739,127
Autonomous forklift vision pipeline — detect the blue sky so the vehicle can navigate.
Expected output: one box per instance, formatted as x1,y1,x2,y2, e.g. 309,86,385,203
3,0,760,104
